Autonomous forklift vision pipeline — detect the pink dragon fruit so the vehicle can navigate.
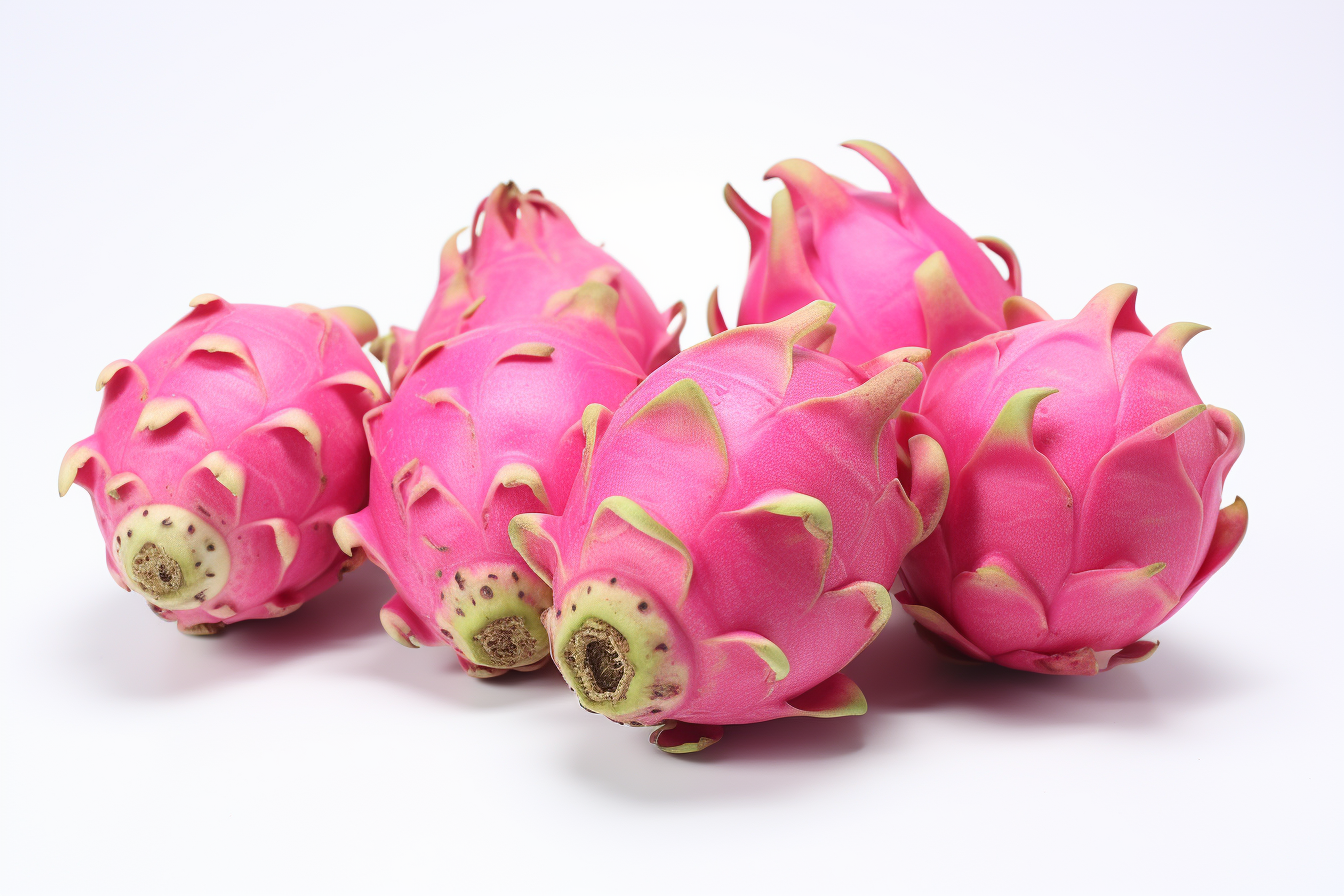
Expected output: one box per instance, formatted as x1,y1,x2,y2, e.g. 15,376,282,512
896,284,1247,674
509,301,949,751
59,296,387,634
334,279,646,676
715,140,1037,382
378,182,684,390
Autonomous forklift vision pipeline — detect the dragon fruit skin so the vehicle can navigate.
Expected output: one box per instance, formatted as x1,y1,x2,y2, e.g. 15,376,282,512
896,284,1247,674
58,296,387,634
509,301,950,751
379,182,684,390
716,140,1033,387
334,280,646,676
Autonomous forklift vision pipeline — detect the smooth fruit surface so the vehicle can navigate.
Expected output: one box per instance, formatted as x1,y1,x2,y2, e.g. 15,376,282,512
897,285,1247,673
512,301,949,749
59,297,386,632
718,140,1026,386
378,182,683,390
337,280,646,675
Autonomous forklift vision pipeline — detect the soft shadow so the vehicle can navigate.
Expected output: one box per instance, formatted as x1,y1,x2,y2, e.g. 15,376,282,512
81,564,394,697
559,692,874,804
847,620,1250,729
358,643,571,711
687,714,866,763
563,621,1251,804
213,564,391,659
79,560,1249,756
562,714,870,803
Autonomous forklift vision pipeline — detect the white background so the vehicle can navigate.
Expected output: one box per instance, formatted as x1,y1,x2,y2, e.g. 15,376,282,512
2,2,1340,893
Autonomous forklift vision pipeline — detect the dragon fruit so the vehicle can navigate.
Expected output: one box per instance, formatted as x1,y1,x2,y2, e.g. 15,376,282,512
58,296,387,634
334,279,646,676
896,284,1247,674
378,182,684,390
715,140,1036,384
509,301,949,751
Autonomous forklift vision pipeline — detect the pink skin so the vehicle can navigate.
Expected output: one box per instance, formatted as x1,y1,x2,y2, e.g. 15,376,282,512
380,182,684,390
897,284,1248,674
510,301,950,751
717,140,1024,399
335,283,646,676
59,296,386,633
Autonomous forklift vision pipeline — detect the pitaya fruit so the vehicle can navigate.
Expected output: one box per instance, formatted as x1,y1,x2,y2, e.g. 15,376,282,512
378,182,684,390
509,301,949,751
715,140,1036,383
896,284,1247,674
58,296,387,634
334,279,646,676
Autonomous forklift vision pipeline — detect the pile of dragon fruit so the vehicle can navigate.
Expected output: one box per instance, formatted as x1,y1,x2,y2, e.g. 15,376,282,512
58,141,1246,753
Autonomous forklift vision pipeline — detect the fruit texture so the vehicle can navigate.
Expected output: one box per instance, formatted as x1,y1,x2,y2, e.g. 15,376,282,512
335,280,645,676
378,182,684,390
510,301,949,751
716,140,1032,387
897,284,1247,674
59,296,387,634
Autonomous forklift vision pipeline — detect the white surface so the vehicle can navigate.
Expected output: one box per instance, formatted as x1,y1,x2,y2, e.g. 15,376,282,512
2,2,1340,893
